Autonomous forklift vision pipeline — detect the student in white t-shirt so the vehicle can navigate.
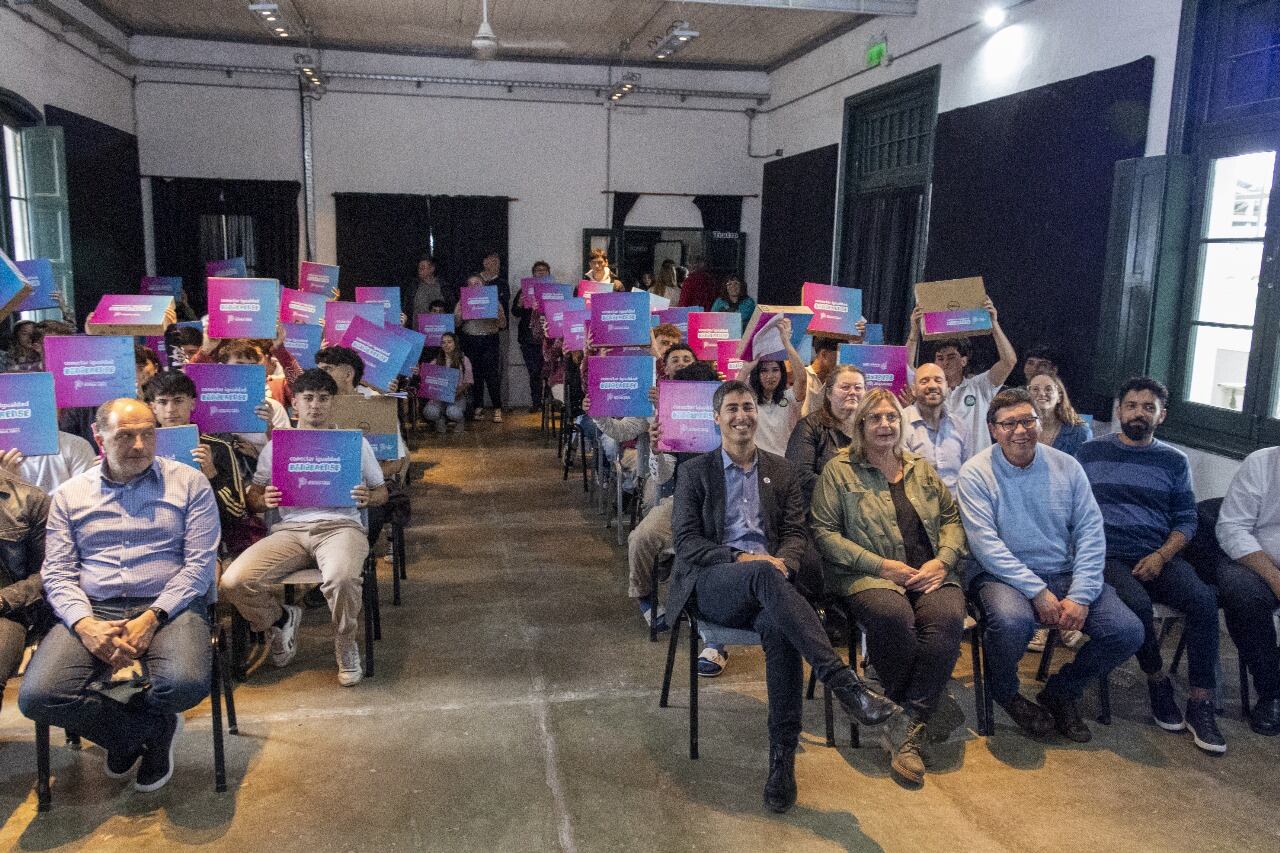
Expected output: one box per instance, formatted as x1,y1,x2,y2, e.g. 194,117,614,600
736,317,808,457
905,298,1016,452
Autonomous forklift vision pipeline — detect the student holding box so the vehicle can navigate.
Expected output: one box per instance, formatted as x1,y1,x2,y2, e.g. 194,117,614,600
905,298,1017,452
423,333,473,434
219,369,387,688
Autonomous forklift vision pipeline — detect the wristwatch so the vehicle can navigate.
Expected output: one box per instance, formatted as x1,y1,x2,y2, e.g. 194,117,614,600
148,606,169,626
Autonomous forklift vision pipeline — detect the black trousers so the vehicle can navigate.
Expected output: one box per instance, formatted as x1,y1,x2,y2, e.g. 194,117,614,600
460,333,502,410
519,341,543,408
1217,559,1280,700
844,585,965,720
693,560,847,748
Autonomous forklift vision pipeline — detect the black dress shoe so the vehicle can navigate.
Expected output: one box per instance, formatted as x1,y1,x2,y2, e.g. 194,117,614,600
997,693,1055,737
1036,690,1091,743
1250,695,1280,736
762,744,797,813
829,669,900,726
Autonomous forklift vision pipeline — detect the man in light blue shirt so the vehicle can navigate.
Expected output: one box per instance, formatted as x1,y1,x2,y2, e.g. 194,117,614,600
958,388,1141,743
20,397,220,794
902,363,969,494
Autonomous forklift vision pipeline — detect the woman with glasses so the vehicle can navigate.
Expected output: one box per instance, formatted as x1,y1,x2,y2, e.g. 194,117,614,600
1028,373,1092,457
785,364,866,505
810,389,967,786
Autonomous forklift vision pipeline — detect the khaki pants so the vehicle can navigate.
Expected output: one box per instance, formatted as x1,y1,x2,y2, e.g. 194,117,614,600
220,519,368,639
627,498,672,599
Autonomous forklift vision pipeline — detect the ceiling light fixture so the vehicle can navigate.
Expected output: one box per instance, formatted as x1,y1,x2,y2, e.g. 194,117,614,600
248,2,295,39
982,6,1008,28
649,20,699,60
608,72,640,102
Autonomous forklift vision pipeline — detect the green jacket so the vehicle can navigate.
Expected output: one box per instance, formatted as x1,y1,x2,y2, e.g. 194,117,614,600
811,448,966,597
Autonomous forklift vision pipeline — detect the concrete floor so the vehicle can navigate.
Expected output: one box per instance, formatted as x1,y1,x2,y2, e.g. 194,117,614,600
1,412,1278,852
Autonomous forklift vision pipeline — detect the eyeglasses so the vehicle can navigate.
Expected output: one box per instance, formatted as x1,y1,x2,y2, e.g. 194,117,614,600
864,413,900,426
994,416,1040,431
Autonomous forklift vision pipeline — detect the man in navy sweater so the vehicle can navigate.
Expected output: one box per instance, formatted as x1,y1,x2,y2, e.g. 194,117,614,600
958,388,1142,743
1078,377,1224,753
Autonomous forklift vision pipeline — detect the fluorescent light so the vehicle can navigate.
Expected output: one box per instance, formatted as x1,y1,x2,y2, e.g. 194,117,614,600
983,6,1008,28
608,72,640,102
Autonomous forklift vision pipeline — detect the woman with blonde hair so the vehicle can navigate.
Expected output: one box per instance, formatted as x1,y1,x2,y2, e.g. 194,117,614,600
1027,372,1092,457
810,388,967,786
649,258,680,300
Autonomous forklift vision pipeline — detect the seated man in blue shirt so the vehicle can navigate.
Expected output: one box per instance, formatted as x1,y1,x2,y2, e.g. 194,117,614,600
20,397,220,793
669,380,897,814
958,388,1142,742
1078,377,1224,753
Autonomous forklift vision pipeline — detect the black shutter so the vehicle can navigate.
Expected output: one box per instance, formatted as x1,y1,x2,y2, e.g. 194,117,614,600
1093,155,1194,398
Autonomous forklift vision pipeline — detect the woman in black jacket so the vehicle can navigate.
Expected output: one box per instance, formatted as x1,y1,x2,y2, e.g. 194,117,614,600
785,364,867,506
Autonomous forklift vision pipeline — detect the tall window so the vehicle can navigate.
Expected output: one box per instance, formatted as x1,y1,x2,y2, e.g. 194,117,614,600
4,126,32,260
1167,0,1280,451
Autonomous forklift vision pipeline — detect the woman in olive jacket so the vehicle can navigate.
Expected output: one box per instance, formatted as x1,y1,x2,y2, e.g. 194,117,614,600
810,388,967,786
785,363,866,505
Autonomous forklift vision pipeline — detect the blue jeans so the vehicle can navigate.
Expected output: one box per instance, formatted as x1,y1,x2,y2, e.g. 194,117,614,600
1103,556,1219,690
972,573,1142,704
19,598,211,756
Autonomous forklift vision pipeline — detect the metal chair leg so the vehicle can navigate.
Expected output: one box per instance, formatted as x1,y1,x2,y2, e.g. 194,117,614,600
1239,656,1250,717
367,556,383,641
1098,675,1112,725
823,682,835,747
396,524,408,580
35,721,50,812
1036,631,1057,682
660,612,681,708
210,630,228,793
648,587,660,643
363,562,376,678
688,615,699,760
220,627,239,734
806,665,817,700
970,624,987,735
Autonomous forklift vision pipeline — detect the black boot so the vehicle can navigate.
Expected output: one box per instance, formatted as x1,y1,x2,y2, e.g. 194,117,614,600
829,668,900,726
1250,695,1280,736
762,744,797,813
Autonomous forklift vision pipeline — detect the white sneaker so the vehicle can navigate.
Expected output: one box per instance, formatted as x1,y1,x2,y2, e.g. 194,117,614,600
268,604,302,667
1059,629,1086,649
1027,627,1049,653
335,635,363,686
493,409,503,423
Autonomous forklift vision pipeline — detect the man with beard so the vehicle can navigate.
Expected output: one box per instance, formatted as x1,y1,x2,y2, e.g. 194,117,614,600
902,362,970,496
669,380,899,813
1077,378,1224,753
958,388,1142,743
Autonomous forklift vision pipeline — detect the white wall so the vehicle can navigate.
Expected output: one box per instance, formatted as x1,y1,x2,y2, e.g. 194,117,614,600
0,2,134,132
131,37,766,403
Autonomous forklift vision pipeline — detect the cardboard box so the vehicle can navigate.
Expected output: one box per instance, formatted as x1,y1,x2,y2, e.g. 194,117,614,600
914,277,993,339
331,394,401,460
86,294,175,336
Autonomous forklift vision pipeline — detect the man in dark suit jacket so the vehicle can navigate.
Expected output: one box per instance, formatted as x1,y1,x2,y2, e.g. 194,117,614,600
670,380,898,814
0,468,52,714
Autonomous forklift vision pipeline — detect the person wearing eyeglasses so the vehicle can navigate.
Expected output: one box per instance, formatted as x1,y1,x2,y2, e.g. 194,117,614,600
957,388,1142,743
810,389,968,786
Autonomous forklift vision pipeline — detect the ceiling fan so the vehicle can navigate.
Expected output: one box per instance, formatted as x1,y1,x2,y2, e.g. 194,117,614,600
468,0,568,59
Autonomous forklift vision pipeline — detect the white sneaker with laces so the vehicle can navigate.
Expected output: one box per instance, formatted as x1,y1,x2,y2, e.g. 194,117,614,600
493,409,503,423
1027,627,1049,653
335,635,363,686
268,604,302,667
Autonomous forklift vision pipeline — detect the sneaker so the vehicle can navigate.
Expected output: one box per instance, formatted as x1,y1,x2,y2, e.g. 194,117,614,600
1027,628,1049,652
697,645,727,677
105,747,142,780
1148,676,1186,731
1185,698,1226,754
924,692,966,743
268,604,302,667
639,601,668,633
997,693,1055,737
1036,689,1092,743
881,714,927,786
134,713,183,792
434,419,447,435
336,634,363,686
474,408,485,420
493,409,503,423
1059,629,1086,650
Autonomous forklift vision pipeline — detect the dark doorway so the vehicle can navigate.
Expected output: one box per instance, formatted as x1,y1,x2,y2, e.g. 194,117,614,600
836,67,939,343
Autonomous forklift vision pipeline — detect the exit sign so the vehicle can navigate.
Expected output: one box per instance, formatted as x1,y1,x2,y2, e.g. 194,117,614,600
866,38,887,68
